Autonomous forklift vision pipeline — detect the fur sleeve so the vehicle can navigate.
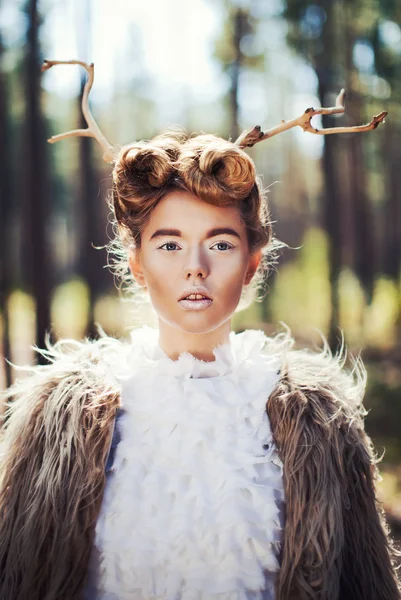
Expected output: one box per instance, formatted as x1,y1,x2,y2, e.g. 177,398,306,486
0,337,123,600
266,333,401,600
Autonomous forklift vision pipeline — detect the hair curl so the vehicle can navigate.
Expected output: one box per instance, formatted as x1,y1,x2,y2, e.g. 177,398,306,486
108,128,283,310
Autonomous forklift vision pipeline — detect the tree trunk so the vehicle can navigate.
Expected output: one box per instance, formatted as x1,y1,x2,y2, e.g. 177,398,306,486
75,0,105,340
344,16,375,301
348,118,375,300
0,36,12,385
382,126,401,280
77,89,99,340
319,102,342,348
315,4,343,349
23,0,52,361
230,10,246,141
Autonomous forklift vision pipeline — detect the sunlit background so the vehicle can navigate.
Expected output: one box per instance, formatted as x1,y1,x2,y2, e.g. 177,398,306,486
0,0,400,539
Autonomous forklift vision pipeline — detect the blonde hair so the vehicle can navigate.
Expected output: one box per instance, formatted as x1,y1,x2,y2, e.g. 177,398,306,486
109,128,282,310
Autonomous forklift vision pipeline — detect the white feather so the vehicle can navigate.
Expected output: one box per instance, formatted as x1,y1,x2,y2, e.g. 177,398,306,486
86,326,285,600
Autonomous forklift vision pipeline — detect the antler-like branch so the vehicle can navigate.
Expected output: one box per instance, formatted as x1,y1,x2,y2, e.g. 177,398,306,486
41,59,115,163
235,89,387,148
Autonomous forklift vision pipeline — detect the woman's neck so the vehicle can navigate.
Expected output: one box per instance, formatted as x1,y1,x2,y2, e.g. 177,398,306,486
157,319,231,362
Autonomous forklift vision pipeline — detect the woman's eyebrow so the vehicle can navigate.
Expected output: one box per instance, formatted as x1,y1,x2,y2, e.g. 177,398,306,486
149,227,241,240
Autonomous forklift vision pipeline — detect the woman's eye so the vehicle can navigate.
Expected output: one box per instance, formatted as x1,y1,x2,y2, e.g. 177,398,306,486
212,241,233,251
158,241,233,252
159,241,180,251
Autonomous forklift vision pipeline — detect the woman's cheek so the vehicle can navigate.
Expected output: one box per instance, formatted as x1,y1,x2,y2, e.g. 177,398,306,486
143,253,171,281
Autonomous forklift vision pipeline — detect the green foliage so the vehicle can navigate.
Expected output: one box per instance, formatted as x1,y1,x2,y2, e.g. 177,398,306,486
50,278,90,339
269,227,331,337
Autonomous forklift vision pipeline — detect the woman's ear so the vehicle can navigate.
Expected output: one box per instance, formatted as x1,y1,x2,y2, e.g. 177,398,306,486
128,252,147,287
244,250,262,285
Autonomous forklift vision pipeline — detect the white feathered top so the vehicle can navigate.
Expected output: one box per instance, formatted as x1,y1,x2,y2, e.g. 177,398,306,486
84,326,285,600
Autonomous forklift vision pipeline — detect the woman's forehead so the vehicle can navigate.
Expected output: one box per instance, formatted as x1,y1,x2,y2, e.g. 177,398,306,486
143,190,245,236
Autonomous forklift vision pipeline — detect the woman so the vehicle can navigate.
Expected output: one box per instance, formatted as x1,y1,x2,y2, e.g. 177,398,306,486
0,64,400,600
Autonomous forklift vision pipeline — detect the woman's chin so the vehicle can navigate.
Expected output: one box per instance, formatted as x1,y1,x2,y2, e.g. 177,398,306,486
160,313,231,336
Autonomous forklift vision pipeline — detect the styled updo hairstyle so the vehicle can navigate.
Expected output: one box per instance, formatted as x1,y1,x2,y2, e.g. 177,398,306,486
110,128,278,308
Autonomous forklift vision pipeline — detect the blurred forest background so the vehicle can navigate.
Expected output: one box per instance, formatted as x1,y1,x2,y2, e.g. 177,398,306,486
0,0,400,537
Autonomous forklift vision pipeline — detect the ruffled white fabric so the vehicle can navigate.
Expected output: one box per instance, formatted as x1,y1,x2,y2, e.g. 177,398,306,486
87,326,285,600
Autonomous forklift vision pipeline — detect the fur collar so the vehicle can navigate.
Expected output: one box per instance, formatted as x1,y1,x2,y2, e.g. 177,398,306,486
0,331,399,599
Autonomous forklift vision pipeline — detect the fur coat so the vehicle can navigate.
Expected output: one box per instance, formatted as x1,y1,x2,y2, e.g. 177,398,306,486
0,329,400,600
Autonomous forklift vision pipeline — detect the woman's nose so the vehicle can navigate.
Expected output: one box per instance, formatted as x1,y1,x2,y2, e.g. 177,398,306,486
184,248,209,279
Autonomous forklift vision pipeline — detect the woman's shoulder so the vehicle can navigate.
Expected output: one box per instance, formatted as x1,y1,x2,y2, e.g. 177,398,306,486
1,334,127,434
261,327,401,599
0,335,125,599
262,324,367,420
4,333,128,388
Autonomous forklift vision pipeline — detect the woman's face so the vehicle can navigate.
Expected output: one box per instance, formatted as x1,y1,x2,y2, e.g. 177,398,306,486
129,189,260,336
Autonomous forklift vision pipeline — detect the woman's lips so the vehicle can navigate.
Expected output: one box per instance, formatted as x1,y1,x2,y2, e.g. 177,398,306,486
178,298,213,310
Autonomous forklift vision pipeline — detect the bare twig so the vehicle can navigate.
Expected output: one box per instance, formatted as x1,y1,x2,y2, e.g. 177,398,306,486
235,89,387,148
41,59,115,163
